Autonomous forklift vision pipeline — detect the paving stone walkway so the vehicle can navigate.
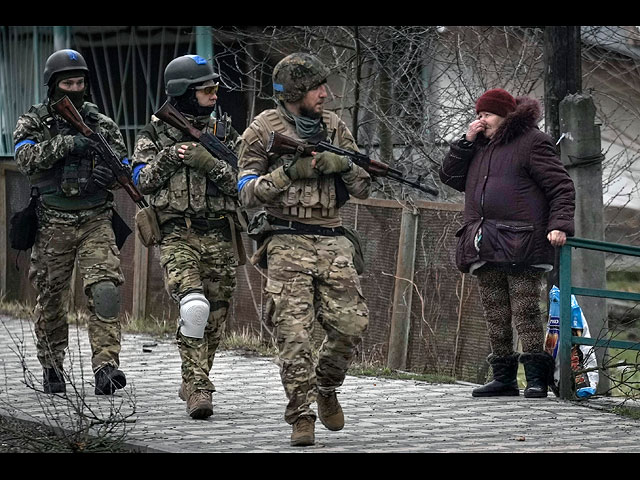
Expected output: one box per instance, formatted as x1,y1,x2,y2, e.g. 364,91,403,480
1,315,639,453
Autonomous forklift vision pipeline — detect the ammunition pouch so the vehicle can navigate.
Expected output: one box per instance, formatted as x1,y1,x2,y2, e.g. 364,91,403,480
135,205,162,247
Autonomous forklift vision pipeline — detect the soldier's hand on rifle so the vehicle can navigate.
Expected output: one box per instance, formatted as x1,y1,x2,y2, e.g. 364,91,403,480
284,156,318,180
178,142,223,173
313,151,352,175
71,135,93,154
93,164,115,188
84,164,115,193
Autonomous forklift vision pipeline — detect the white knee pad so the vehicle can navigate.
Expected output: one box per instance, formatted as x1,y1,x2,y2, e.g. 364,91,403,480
179,293,210,338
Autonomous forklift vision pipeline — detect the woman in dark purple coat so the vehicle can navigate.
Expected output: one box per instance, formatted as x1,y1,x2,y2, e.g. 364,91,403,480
440,88,575,398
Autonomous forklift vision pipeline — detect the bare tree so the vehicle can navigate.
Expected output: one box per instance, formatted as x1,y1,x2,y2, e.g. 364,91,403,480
205,25,640,395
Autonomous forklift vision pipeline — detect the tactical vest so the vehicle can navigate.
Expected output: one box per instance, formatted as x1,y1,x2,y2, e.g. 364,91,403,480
28,102,110,211
146,113,238,219
254,108,342,219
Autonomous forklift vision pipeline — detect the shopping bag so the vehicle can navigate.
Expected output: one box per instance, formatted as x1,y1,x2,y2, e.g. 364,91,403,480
544,285,598,397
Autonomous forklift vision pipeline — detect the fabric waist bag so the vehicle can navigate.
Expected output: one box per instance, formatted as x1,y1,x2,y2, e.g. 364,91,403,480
135,205,162,247
9,188,39,251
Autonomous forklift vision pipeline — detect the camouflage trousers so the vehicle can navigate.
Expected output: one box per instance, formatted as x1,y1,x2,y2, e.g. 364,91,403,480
265,233,369,424
159,222,237,395
475,265,545,356
29,207,124,372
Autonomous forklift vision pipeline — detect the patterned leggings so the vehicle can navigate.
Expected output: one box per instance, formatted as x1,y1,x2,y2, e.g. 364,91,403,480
476,266,545,356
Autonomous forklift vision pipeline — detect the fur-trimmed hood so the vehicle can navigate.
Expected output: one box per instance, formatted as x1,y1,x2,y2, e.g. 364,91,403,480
479,96,542,146
440,93,575,274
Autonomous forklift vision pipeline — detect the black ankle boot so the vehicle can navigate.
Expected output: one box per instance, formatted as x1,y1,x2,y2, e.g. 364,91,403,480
520,352,555,398
472,353,520,397
43,366,66,394
94,365,127,395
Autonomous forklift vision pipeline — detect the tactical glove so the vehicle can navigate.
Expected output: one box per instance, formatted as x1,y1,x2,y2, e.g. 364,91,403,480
92,164,115,188
72,135,92,155
84,164,115,193
181,143,224,173
313,151,352,175
285,156,318,180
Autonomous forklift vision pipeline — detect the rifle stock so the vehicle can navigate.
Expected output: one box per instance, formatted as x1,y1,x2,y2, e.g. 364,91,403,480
154,100,238,169
266,131,438,196
51,95,149,209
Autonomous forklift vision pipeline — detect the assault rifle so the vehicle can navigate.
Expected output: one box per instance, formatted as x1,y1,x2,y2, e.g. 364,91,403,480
266,131,438,196
154,100,238,169
51,95,149,209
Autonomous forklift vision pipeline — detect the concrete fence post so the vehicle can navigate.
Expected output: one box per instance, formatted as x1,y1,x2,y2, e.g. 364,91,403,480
559,93,609,394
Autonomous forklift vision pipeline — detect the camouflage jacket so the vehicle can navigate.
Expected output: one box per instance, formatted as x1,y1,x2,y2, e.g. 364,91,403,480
13,101,128,220
132,112,240,225
237,105,371,227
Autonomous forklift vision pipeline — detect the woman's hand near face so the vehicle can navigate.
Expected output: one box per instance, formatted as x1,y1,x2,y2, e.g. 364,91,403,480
465,120,486,142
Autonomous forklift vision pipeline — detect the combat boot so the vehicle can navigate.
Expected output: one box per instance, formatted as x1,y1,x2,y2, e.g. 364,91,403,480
43,366,66,394
472,353,520,397
290,416,315,446
94,364,127,395
187,390,213,419
317,391,344,431
178,381,187,401
520,351,555,398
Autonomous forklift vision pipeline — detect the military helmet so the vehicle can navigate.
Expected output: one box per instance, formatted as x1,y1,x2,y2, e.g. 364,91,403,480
164,54,220,97
272,52,330,103
43,49,89,86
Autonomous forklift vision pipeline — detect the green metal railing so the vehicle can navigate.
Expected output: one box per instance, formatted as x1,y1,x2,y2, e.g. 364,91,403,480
558,236,640,399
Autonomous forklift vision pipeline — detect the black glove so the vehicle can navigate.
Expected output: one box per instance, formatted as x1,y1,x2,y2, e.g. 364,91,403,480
84,164,115,193
92,164,115,188
72,135,92,155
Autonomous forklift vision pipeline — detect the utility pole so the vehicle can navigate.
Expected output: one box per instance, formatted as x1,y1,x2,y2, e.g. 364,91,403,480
543,26,582,289
543,26,582,144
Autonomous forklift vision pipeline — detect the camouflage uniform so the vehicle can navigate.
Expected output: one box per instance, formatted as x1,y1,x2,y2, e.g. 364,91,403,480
238,102,371,425
132,112,241,396
13,101,128,375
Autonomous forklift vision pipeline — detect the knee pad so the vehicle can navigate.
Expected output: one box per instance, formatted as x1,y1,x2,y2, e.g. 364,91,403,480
179,292,210,338
91,281,120,319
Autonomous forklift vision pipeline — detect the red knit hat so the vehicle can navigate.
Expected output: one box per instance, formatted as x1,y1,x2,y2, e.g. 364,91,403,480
475,88,516,117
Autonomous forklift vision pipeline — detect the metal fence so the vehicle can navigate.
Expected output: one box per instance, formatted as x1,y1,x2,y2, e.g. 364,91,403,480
558,237,640,398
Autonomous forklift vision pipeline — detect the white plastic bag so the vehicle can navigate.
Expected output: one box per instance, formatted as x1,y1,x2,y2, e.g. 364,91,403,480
544,285,598,397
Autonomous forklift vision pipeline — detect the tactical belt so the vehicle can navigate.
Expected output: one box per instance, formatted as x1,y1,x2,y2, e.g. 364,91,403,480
166,216,228,233
268,216,345,237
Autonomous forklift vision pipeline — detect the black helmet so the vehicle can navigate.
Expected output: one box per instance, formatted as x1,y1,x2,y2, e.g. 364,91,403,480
164,55,220,97
43,49,89,86
272,53,330,103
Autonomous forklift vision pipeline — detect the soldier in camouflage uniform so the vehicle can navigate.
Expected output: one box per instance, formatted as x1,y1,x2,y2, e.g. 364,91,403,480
13,49,129,396
132,55,242,420
237,53,371,446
